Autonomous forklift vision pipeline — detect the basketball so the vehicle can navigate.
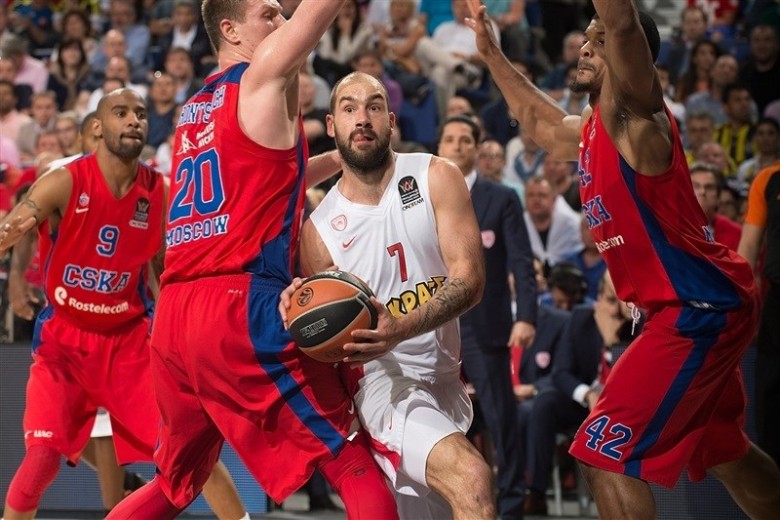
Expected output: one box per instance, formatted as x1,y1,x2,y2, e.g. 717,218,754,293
288,270,378,362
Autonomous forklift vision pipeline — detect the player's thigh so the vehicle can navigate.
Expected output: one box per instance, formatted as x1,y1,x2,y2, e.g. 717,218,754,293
425,431,491,501
101,322,160,461
401,405,487,494
690,367,750,479
149,332,224,507
25,341,96,459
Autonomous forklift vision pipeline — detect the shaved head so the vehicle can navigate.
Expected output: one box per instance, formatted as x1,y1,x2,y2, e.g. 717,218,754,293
330,72,390,113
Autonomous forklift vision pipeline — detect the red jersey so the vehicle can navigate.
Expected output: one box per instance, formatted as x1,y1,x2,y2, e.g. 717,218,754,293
577,106,754,310
38,154,163,332
712,213,741,252
162,63,307,286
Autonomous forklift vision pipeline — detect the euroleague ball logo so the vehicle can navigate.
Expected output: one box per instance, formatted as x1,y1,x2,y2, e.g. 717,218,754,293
296,287,314,307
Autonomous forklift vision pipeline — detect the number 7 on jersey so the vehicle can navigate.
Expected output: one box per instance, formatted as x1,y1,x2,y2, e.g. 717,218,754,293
387,242,408,282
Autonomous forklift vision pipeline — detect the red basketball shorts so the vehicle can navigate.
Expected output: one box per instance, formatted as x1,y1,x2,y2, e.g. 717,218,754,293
570,295,759,488
25,308,159,465
150,275,356,507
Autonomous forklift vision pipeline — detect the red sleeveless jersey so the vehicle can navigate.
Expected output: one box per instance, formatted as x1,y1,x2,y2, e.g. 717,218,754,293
578,106,754,310
162,63,308,286
39,154,163,331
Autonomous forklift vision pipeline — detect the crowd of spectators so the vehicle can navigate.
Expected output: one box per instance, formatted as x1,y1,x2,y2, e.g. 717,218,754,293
1,0,779,514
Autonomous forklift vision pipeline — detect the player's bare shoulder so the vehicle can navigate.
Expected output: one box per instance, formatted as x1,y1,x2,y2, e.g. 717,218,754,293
428,156,468,188
427,155,472,215
29,166,74,214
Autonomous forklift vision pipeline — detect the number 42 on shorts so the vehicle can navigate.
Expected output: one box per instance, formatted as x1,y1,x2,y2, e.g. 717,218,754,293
583,415,633,461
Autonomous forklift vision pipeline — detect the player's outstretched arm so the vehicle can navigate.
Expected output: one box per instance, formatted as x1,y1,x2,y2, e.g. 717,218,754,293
0,167,71,255
594,0,663,120
464,0,580,161
592,1,671,176
239,0,347,150
245,0,346,86
344,158,485,364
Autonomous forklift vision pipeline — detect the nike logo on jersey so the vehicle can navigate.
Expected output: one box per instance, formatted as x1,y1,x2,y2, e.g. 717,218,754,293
342,236,356,248
75,207,89,214
347,401,355,415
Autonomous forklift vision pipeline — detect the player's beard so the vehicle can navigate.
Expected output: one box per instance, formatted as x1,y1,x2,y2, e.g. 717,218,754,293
106,134,144,161
570,78,593,94
336,127,392,175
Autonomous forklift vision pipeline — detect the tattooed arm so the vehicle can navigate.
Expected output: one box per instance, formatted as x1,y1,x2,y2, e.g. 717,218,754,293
344,157,485,364
0,167,73,255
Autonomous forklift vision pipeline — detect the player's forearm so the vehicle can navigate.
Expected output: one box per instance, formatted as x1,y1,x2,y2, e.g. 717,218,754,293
737,224,763,270
306,150,341,188
592,0,639,33
9,232,34,277
399,275,482,339
483,51,569,151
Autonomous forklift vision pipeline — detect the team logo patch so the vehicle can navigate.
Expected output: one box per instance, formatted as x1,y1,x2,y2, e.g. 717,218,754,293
399,176,424,210
78,192,90,206
535,351,551,369
481,230,495,249
331,214,347,231
129,197,150,229
398,176,420,204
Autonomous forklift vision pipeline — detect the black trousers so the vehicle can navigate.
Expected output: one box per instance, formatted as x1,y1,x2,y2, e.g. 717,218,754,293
756,281,780,466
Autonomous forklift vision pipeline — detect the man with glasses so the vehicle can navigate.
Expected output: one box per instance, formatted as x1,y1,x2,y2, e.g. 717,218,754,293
690,162,742,251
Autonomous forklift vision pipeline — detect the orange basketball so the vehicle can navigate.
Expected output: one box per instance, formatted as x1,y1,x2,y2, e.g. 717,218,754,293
288,270,378,362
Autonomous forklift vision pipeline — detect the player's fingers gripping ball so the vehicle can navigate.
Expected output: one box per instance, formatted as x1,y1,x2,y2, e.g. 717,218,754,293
288,270,378,362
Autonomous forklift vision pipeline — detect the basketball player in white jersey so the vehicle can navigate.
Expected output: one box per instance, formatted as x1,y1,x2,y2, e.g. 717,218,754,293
280,71,493,519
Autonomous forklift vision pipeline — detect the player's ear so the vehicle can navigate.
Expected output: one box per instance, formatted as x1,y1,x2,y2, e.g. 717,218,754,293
326,114,336,138
220,18,240,46
389,112,396,131
92,117,103,139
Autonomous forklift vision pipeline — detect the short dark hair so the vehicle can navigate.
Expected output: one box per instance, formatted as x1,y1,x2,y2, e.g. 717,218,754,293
722,83,750,104
638,11,661,63
202,0,246,52
756,117,780,133
438,115,480,145
81,111,98,134
592,11,660,62
689,161,726,195
547,262,588,302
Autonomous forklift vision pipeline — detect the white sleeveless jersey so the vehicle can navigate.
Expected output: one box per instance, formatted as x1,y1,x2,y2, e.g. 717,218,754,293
310,153,462,381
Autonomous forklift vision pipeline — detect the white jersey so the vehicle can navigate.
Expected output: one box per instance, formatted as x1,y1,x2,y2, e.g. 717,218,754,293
310,153,461,382
311,153,472,500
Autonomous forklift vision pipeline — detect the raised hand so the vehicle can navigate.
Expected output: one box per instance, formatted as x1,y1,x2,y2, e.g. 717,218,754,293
464,0,501,58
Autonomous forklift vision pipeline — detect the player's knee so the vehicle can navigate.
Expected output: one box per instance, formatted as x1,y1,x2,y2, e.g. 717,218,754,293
6,445,62,512
338,467,398,520
462,454,493,499
577,460,601,489
437,450,493,515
